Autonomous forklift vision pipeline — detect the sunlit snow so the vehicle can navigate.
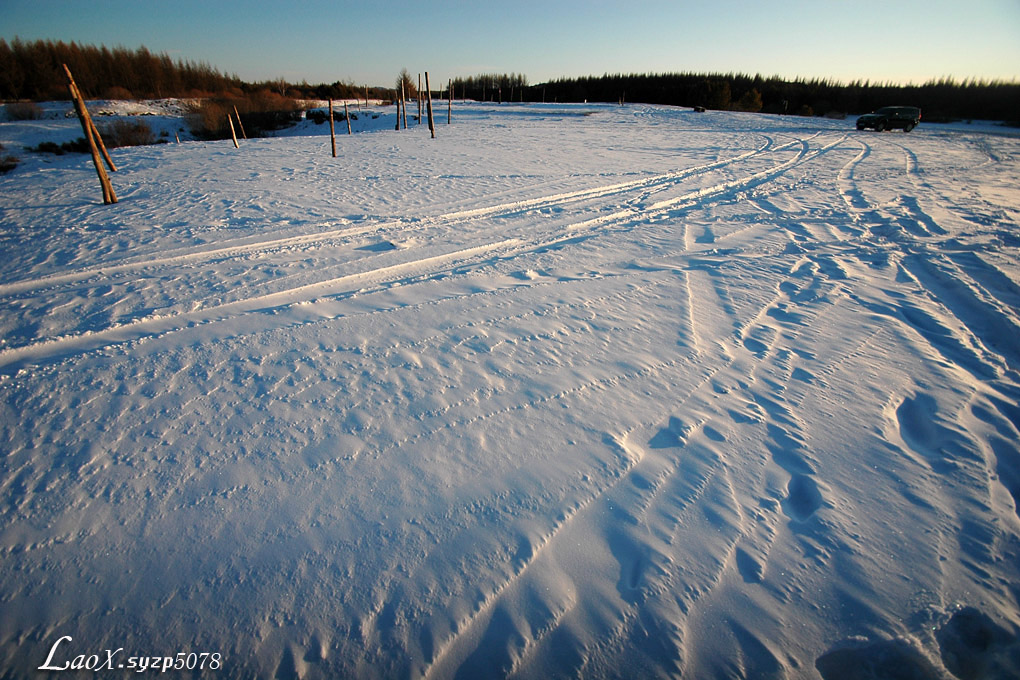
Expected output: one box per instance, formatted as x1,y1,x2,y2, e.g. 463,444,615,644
2,101,1019,678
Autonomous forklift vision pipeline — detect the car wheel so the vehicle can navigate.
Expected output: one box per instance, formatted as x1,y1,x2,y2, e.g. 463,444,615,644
857,124,865,130
904,122,915,132
875,121,886,132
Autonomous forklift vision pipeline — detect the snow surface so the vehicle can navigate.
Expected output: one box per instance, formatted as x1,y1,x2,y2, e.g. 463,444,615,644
1,101,1019,679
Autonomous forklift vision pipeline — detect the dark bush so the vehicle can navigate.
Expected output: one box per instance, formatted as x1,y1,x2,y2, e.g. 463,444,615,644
0,143,19,173
306,108,355,125
306,109,328,125
5,102,42,121
99,119,157,147
30,138,90,155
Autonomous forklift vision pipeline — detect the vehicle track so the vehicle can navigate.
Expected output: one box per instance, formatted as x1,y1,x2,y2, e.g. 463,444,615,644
0,136,779,299
0,131,847,373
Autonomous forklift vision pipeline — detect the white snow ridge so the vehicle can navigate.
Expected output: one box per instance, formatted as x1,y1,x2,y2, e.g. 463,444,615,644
1,102,1019,679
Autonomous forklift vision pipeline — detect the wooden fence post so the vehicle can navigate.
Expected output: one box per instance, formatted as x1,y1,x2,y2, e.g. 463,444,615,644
228,113,239,148
401,82,408,129
448,79,452,124
233,105,247,139
418,73,422,124
62,64,116,204
425,72,435,139
344,101,353,135
329,98,337,157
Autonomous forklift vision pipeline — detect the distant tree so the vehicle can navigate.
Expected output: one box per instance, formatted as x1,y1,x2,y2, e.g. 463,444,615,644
706,79,731,110
397,68,417,99
735,88,762,112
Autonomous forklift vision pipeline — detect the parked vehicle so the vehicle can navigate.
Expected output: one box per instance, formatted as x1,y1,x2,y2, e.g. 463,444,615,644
856,106,921,132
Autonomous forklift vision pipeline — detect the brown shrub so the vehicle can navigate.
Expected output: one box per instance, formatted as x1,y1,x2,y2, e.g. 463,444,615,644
104,86,135,100
0,143,19,173
5,102,43,121
187,91,302,139
99,119,157,147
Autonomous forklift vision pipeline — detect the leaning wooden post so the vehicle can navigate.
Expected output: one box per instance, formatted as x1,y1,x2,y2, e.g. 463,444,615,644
83,101,117,173
425,71,435,139
328,98,337,157
344,101,352,135
228,113,239,148
62,64,116,204
400,82,408,129
63,66,117,173
233,105,247,139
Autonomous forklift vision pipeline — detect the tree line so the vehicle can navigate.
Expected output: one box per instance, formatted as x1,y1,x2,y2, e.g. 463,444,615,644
529,72,1019,122
451,74,528,103
0,38,242,100
4,38,1015,122
0,38,395,105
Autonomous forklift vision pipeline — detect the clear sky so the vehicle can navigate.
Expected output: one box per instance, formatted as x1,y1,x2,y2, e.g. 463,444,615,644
3,0,1018,87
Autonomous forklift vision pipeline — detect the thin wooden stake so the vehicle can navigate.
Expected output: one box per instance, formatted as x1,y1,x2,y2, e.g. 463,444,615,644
329,98,337,157
63,64,116,204
447,79,452,124
228,113,239,148
418,73,422,124
425,71,435,139
233,105,247,139
344,101,352,135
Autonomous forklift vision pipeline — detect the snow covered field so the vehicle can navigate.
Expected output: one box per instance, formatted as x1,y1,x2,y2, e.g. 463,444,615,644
1,101,1019,679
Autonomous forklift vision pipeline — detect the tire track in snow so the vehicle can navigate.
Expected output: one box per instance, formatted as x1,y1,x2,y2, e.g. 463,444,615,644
564,133,847,233
0,131,844,373
0,219,394,297
414,249,831,675
0,137,778,298
0,240,518,372
834,133,1018,379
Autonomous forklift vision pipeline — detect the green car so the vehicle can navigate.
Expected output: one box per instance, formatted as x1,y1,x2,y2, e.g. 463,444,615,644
856,106,921,132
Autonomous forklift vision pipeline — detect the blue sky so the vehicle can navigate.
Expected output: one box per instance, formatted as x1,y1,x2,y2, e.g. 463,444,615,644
3,0,1018,87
